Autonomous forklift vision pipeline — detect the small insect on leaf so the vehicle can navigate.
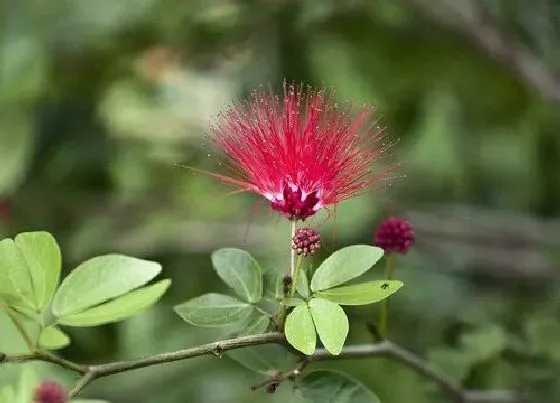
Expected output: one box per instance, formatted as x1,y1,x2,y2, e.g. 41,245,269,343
381,283,389,289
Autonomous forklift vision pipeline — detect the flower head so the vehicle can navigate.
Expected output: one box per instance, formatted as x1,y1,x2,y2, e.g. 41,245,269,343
292,227,321,256
374,217,415,254
33,381,67,403
206,82,391,220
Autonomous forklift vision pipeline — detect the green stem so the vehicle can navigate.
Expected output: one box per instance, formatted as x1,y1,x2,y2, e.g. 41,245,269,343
289,221,297,278
290,256,303,297
0,299,35,352
378,253,394,338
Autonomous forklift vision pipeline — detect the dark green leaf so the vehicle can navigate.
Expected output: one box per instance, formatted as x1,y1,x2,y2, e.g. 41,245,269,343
285,303,316,355
296,370,381,403
227,344,298,375
308,298,348,355
173,293,252,326
310,246,383,292
315,280,403,305
237,313,270,336
211,248,262,303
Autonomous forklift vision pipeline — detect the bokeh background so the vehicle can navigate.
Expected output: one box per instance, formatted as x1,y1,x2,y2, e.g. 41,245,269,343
1,0,559,402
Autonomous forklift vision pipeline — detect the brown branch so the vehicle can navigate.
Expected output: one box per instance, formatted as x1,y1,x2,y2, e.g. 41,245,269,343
402,0,560,102
2,333,523,402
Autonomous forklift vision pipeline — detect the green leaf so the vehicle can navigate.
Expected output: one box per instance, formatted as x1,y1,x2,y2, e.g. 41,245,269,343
52,255,162,317
428,348,472,382
237,313,270,336
58,279,171,327
296,268,310,298
211,248,262,303
296,370,381,403
282,298,305,307
227,344,298,375
14,232,61,310
460,325,507,363
315,280,403,305
173,293,253,327
0,386,16,403
263,272,283,300
308,298,348,355
310,246,384,292
38,325,70,350
0,238,34,309
16,367,37,403
285,304,316,355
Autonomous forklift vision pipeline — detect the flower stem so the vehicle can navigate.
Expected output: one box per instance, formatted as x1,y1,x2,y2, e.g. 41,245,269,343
378,253,394,338
289,221,297,278
290,256,303,297
0,299,36,352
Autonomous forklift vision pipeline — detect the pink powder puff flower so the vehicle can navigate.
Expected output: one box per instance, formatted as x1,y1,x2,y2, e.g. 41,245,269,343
201,82,392,221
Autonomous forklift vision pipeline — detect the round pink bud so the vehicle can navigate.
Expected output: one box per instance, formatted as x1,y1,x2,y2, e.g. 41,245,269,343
374,217,415,254
33,381,68,403
292,227,321,256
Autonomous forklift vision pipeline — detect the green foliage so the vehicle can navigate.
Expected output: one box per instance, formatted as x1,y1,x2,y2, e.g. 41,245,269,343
285,304,316,355
281,297,305,306
59,279,171,327
238,314,270,336
296,370,381,403
52,255,162,317
308,298,348,355
211,248,262,303
296,267,311,298
38,326,71,350
0,232,61,311
174,293,253,326
310,246,384,291
315,281,403,305
227,344,299,375
0,231,170,351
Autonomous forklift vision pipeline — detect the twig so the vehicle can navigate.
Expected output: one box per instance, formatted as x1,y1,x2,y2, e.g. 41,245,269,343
2,333,522,402
401,0,560,102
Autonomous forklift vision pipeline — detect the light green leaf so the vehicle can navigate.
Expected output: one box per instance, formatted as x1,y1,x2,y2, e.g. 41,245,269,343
16,367,37,403
0,239,34,309
52,255,162,317
227,344,299,375
282,298,305,307
296,370,381,403
310,246,384,292
14,232,61,310
308,298,348,355
173,293,252,327
0,386,16,403
238,314,270,336
315,280,403,305
296,268,310,298
211,248,262,303
285,304,316,355
38,325,70,350
263,272,283,300
58,279,171,327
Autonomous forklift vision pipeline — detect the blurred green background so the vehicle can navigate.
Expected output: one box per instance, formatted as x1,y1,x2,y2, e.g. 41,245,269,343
1,0,559,402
